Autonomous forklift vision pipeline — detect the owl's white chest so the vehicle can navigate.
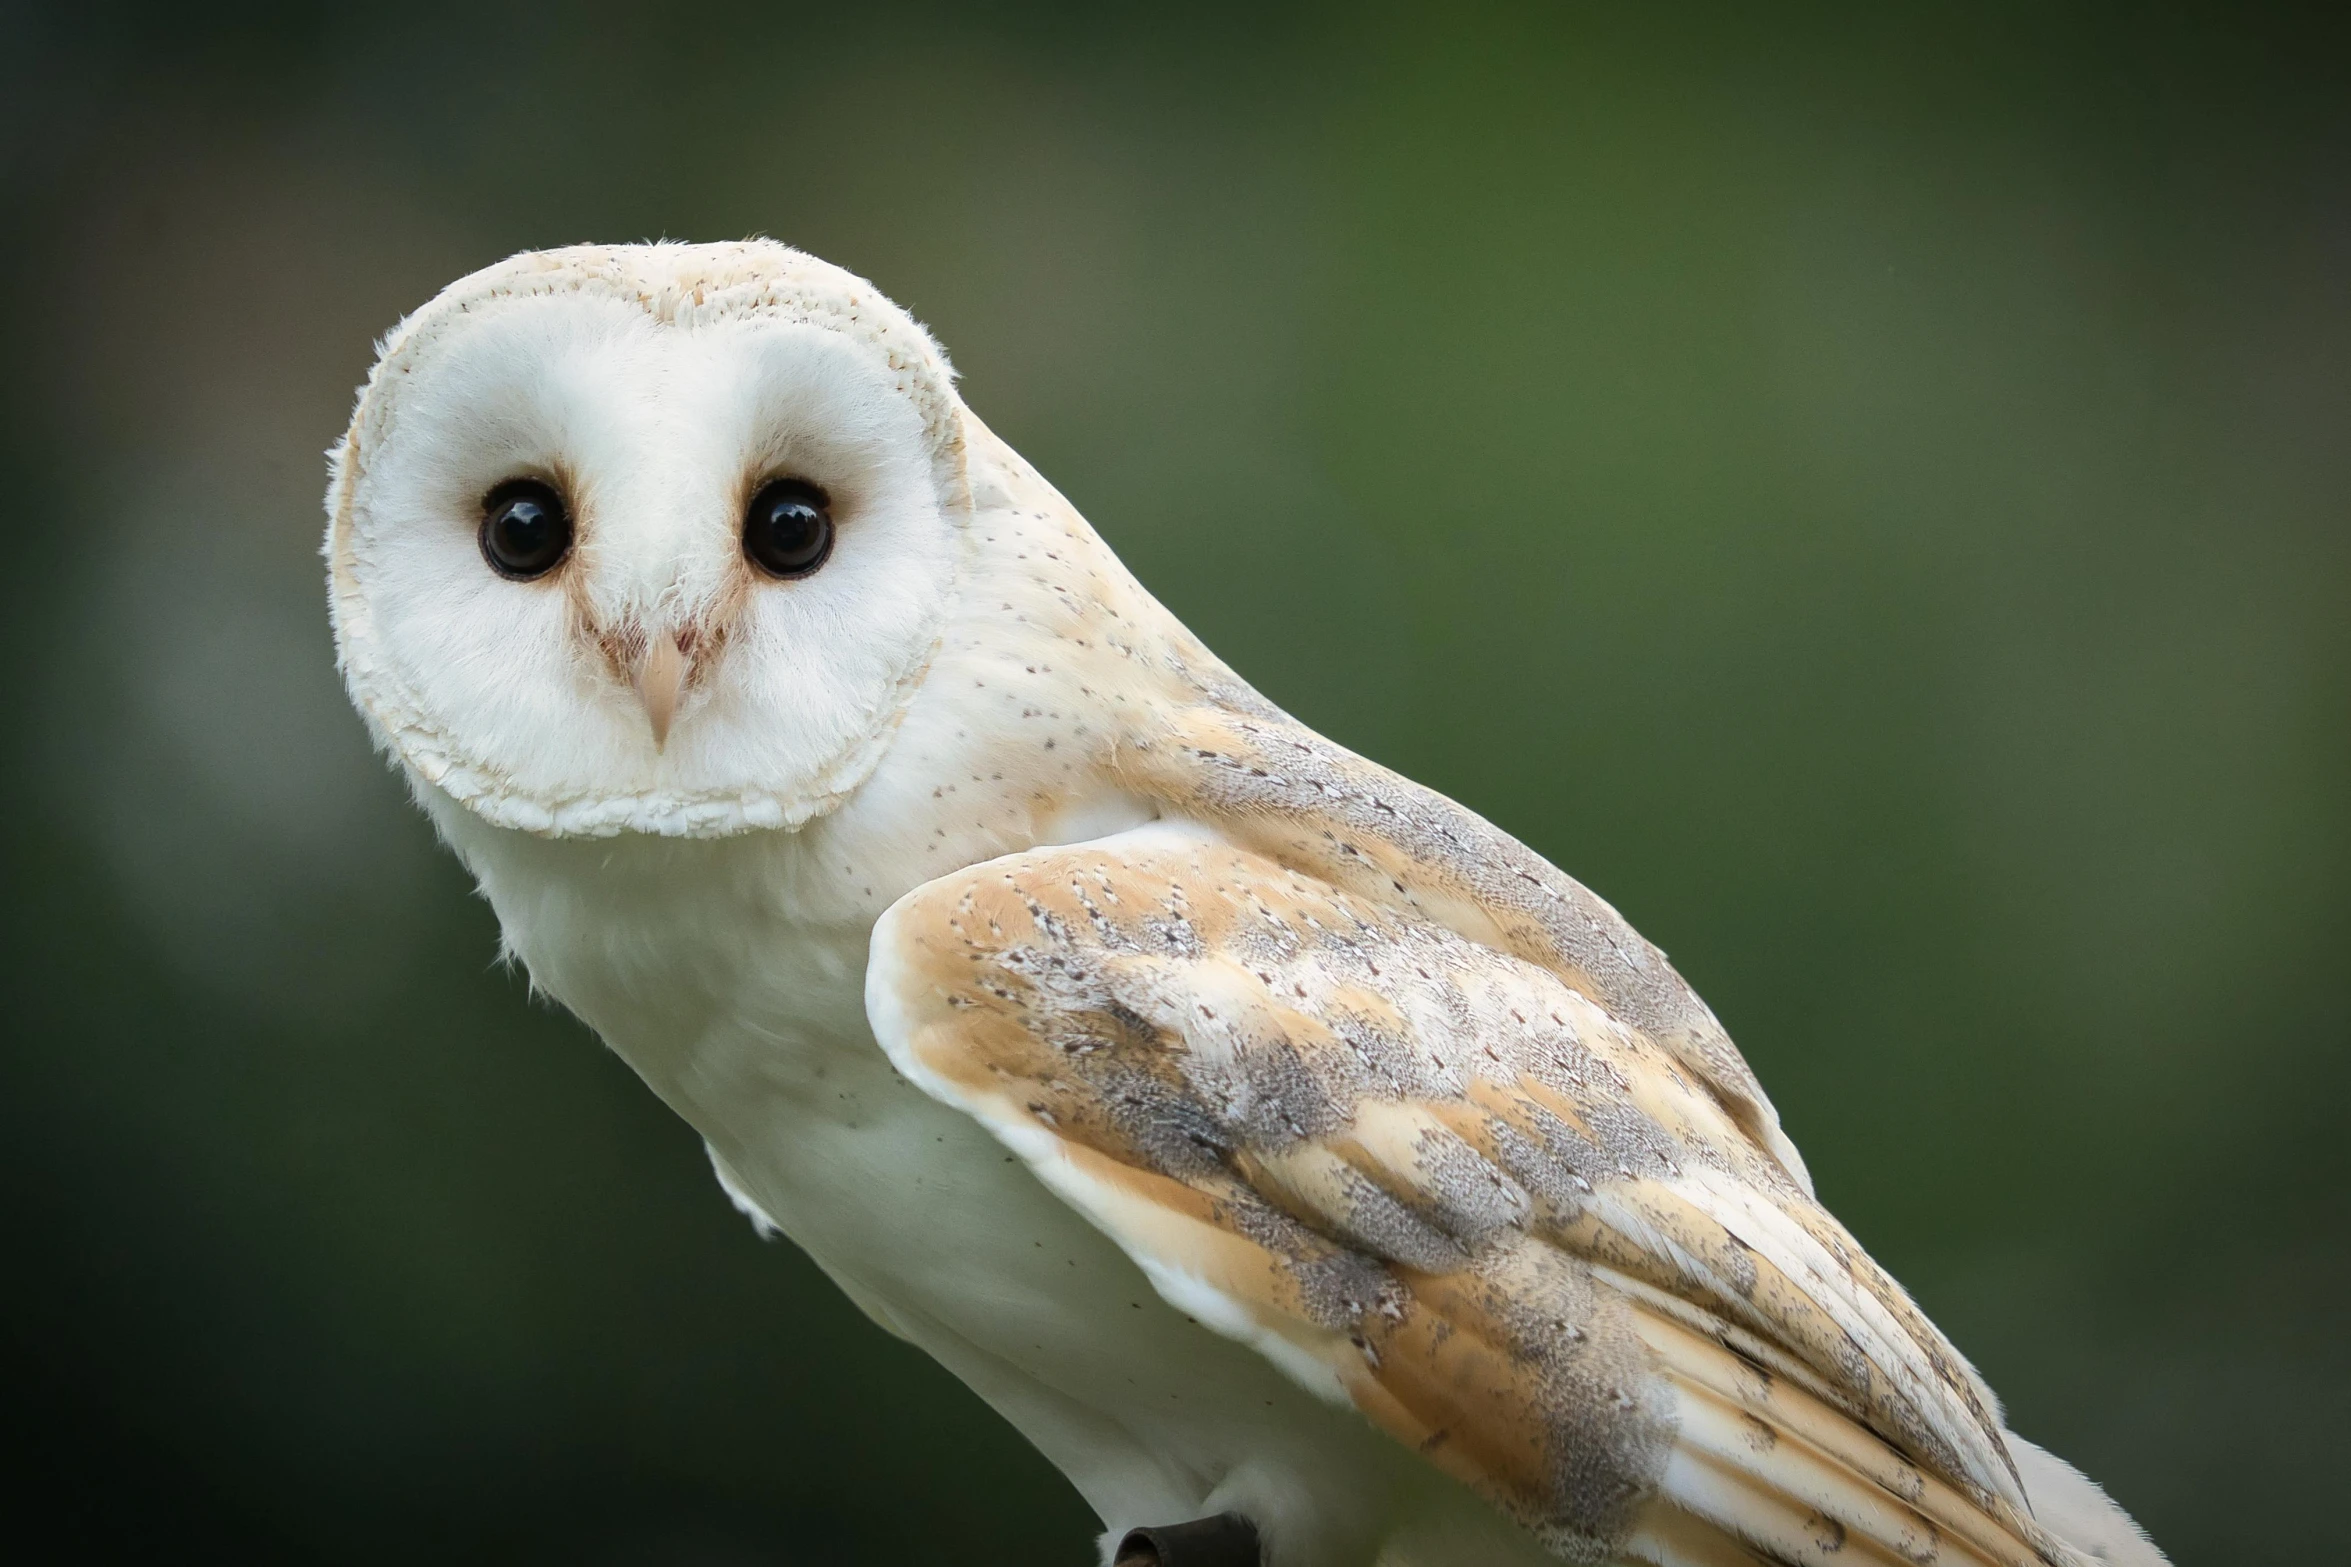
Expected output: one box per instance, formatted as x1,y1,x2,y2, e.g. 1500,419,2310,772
428,785,1476,1563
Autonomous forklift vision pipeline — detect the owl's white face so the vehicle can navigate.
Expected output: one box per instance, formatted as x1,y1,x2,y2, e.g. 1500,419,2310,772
328,244,969,837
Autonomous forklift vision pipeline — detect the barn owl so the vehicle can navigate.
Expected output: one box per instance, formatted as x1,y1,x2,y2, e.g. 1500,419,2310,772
326,241,2164,1567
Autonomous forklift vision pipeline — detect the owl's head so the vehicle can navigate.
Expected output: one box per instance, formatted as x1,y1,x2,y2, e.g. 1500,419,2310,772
326,240,969,838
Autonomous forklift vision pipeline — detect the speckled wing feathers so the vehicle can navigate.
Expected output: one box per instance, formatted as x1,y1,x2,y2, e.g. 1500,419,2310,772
867,827,2081,1567
1113,701,1814,1203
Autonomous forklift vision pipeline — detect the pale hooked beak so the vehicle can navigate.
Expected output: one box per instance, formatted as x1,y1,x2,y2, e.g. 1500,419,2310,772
632,631,689,749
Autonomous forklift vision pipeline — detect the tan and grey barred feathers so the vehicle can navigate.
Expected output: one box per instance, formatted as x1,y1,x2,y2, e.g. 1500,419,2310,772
871,822,2088,1567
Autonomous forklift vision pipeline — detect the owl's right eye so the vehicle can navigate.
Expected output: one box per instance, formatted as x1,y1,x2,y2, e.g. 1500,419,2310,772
479,479,573,580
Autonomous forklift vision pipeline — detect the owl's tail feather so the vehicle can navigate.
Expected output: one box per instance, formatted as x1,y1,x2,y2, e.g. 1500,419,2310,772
1618,1307,2091,1567
2004,1436,2170,1567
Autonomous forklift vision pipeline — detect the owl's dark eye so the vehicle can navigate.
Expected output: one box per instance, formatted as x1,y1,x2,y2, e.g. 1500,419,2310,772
479,479,573,580
743,477,834,579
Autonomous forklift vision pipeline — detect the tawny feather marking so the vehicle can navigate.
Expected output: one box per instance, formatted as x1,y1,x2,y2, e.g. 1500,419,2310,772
869,827,2082,1566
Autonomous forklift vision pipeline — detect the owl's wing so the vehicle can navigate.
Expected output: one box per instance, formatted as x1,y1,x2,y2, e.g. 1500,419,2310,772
865,822,2079,1567
1110,697,1817,1201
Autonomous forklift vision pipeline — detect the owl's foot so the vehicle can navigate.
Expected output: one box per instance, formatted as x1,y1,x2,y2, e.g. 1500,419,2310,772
1114,1512,1261,1567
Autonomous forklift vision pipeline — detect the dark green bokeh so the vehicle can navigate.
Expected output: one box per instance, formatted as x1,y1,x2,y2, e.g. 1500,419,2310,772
2,5,2343,1562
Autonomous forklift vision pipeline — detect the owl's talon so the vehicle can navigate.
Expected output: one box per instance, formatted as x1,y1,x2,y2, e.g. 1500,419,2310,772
1114,1512,1261,1567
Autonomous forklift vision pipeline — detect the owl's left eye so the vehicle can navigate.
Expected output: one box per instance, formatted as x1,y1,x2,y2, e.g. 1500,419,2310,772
479,479,573,580
743,477,834,579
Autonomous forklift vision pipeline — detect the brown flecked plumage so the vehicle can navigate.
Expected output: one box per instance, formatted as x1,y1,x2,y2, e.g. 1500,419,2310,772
873,829,2079,1566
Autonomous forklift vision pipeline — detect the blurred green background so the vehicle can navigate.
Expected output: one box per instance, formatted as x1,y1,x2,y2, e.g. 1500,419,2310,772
2,3,2343,1562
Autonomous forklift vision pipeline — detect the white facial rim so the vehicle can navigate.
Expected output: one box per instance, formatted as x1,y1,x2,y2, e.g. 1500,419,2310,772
326,242,971,839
